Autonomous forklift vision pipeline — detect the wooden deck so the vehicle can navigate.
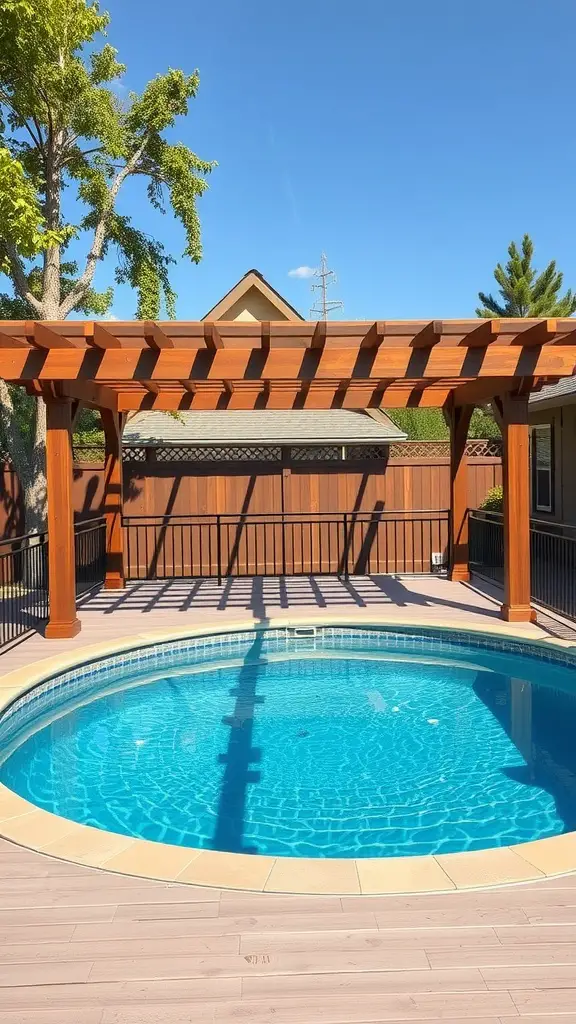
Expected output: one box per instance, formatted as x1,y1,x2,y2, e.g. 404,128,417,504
2,577,576,1021
4,835,576,1022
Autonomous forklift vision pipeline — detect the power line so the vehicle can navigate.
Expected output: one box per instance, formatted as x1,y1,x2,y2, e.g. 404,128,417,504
309,253,343,319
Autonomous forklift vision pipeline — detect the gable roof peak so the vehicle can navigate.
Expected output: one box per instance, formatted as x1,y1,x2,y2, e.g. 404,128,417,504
203,269,304,321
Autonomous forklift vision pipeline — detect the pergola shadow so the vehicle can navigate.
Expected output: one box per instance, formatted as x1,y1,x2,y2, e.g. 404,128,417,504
77,574,502,620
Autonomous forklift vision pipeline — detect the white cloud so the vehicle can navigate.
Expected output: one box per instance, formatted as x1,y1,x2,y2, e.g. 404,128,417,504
288,266,316,279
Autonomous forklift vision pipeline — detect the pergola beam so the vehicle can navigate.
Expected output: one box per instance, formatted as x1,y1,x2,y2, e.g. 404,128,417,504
2,345,576,382
90,323,122,349
3,314,575,640
1,317,576,350
58,381,119,410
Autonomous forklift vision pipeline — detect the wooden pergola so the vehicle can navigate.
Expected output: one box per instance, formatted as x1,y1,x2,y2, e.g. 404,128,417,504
2,316,575,638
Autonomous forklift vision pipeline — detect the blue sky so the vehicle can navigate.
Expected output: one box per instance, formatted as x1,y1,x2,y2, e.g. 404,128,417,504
48,1,576,318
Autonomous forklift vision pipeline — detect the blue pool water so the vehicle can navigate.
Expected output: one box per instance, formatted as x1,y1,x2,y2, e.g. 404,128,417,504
2,627,576,858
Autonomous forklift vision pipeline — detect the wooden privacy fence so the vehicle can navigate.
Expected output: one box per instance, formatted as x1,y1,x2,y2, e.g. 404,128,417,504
0,441,502,537
123,510,450,580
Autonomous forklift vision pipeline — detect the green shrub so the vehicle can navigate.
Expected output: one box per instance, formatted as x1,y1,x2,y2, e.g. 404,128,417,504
479,485,503,512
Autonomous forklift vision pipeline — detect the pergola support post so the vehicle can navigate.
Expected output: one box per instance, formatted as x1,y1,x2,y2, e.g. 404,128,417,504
101,409,125,590
498,394,536,623
45,397,81,638
448,404,474,582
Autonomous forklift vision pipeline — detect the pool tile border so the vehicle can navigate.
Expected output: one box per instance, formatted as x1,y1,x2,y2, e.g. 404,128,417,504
1,610,576,895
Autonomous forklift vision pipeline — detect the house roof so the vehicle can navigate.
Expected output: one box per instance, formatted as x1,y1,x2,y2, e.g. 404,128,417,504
529,376,576,406
123,409,406,447
202,269,305,321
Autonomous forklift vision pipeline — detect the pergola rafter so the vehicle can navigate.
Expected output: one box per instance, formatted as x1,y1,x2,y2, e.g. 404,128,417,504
2,316,575,638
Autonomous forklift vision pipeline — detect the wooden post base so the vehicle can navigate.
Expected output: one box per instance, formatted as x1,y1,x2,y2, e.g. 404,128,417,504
104,575,125,590
449,567,471,583
500,603,538,623
45,617,81,639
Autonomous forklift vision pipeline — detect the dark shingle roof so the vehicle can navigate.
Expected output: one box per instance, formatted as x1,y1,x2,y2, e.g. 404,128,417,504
530,376,576,406
123,410,406,446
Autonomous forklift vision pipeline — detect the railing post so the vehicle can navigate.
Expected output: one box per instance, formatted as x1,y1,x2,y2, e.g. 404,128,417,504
101,410,125,589
448,404,474,582
216,514,222,585
343,512,349,577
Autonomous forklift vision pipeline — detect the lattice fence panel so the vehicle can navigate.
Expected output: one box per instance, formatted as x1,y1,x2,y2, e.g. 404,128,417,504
389,439,502,460
345,444,389,460
152,445,283,462
122,446,147,462
290,445,342,461
389,441,450,459
466,439,503,458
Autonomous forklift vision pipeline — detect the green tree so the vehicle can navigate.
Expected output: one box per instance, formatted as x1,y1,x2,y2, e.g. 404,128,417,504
477,234,576,318
386,409,449,440
0,0,214,532
468,407,500,439
387,407,500,441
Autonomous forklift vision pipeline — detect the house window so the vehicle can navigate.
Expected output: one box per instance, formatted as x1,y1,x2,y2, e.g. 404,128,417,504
531,424,554,513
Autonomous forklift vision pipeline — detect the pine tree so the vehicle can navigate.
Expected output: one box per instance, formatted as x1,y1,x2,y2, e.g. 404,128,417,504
477,235,576,318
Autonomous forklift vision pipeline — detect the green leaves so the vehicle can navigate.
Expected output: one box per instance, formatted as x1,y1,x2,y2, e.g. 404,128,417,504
0,148,62,261
0,0,213,318
107,212,176,319
477,234,576,318
127,69,200,135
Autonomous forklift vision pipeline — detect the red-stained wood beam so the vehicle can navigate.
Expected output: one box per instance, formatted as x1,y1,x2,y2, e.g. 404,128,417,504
27,321,76,349
310,322,327,349
143,321,174,349
359,322,386,349
203,322,223,351
512,319,557,346
0,343,569,383
89,323,122,349
260,321,271,352
0,317,575,351
450,376,521,407
410,320,443,348
58,381,119,410
0,327,29,348
461,319,500,347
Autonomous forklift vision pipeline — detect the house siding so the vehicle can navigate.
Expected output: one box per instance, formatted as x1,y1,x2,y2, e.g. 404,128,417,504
529,403,576,526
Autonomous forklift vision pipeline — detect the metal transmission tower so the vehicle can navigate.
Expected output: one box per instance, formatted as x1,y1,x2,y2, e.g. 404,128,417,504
309,253,343,319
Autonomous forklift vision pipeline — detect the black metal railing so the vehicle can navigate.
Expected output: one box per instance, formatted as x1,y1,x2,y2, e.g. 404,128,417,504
0,531,49,649
470,509,576,621
123,510,450,581
0,517,106,651
469,510,504,585
75,518,106,596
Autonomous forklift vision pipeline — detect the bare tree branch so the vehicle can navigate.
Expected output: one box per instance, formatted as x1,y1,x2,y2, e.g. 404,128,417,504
4,244,43,314
59,139,147,317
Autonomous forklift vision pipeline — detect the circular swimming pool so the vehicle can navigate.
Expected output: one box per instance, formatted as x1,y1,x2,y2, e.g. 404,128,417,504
1,625,576,859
